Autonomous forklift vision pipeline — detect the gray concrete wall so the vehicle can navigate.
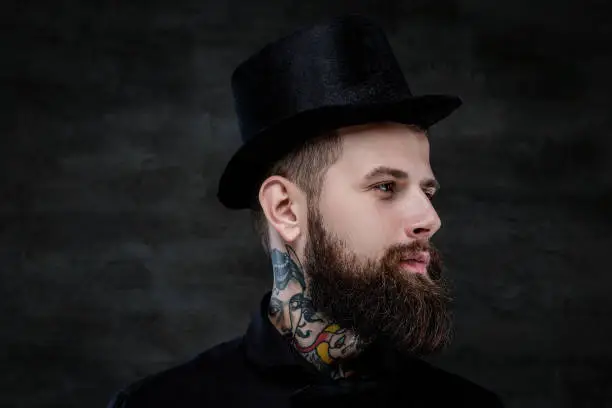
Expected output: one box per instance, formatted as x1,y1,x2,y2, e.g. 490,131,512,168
2,1,611,407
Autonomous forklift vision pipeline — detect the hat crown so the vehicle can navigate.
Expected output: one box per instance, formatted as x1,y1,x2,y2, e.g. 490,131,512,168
231,15,412,143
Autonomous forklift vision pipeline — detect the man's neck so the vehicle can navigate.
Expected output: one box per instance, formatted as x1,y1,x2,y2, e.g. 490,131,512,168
266,245,366,380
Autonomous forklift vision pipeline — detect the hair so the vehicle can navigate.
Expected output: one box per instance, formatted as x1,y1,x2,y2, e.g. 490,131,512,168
250,130,343,255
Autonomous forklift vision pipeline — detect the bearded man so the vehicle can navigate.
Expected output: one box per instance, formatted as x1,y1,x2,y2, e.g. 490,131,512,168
108,14,504,408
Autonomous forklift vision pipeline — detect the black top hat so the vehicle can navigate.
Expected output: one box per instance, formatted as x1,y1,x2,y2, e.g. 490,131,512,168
218,14,462,210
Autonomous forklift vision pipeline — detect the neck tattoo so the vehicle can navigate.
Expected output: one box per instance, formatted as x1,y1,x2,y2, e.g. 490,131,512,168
267,245,366,379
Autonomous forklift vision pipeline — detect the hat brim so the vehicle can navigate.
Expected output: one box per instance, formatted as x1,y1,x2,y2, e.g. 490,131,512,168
217,94,462,210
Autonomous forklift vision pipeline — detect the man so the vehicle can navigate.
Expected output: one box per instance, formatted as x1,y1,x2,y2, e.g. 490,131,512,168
108,14,504,407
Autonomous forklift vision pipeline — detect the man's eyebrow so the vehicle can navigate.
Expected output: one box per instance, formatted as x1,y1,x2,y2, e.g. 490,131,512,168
363,166,409,181
363,166,440,190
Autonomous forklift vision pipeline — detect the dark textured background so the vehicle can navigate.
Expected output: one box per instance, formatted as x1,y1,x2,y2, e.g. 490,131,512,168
2,1,611,407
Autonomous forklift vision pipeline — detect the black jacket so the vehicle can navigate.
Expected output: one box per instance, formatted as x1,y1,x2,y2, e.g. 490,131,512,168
107,292,504,408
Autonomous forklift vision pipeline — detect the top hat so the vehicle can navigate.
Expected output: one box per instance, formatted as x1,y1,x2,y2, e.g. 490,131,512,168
217,14,462,210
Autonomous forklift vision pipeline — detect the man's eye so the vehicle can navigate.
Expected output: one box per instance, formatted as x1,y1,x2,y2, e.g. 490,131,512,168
424,189,436,199
373,182,395,193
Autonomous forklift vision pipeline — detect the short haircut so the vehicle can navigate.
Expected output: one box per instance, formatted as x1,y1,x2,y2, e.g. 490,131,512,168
250,130,343,255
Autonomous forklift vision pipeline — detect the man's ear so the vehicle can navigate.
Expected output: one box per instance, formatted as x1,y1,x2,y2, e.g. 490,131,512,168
258,176,305,244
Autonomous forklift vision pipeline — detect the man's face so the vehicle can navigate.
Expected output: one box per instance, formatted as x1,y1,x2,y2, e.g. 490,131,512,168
303,122,453,355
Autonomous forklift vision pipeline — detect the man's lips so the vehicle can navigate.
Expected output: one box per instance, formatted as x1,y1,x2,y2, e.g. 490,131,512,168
399,252,430,274
402,251,430,264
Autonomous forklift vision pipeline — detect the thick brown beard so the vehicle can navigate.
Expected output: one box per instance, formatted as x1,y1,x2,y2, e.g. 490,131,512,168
304,205,454,356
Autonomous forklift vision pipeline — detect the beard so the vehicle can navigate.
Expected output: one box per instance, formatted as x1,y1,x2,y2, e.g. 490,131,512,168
303,205,453,357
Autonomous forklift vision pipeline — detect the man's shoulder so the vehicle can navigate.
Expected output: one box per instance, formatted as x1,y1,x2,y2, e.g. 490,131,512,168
412,359,504,406
107,336,246,408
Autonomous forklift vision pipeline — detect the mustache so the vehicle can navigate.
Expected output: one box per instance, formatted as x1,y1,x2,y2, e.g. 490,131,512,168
384,240,443,281
386,240,430,260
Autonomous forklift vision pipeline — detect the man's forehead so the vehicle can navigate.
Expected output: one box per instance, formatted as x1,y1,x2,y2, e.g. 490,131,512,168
332,123,432,177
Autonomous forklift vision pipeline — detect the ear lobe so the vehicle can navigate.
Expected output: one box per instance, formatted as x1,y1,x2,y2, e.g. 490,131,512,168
258,176,302,243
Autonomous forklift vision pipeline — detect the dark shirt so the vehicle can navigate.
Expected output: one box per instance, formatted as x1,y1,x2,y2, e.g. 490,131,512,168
107,291,504,407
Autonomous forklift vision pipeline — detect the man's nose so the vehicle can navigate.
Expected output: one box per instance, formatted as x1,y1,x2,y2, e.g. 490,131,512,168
404,196,442,240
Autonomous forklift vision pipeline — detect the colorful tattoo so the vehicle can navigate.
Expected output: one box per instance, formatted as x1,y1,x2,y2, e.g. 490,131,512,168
267,245,365,378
